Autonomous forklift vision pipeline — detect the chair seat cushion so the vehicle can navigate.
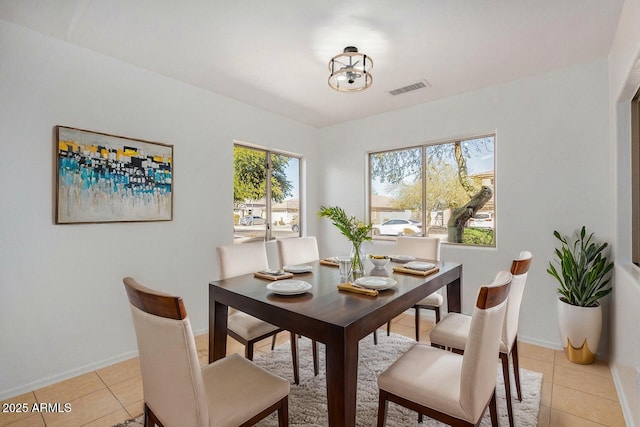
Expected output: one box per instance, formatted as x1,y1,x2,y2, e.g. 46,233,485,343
429,313,510,353
378,343,470,421
429,313,471,350
415,292,444,308
203,353,290,427
228,311,280,340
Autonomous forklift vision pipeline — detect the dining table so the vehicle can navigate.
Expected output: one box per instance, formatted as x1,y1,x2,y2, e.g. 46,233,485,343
208,258,462,427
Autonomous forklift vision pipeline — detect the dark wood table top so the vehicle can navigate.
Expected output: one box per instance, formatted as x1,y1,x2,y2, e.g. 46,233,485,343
210,259,462,344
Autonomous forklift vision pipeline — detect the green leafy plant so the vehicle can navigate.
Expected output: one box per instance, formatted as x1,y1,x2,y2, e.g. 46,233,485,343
318,206,372,273
462,228,494,246
318,206,372,244
547,226,614,307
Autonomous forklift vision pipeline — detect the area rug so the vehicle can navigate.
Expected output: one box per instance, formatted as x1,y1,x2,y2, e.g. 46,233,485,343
114,333,542,426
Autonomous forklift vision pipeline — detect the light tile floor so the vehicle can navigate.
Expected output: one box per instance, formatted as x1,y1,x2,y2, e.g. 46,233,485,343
0,314,626,426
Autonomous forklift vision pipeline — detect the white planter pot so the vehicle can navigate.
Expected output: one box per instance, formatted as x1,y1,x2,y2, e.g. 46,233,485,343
557,298,602,364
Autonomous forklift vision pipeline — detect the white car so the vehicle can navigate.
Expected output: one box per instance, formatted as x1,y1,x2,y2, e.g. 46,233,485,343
373,219,422,236
468,212,494,229
239,215,265,226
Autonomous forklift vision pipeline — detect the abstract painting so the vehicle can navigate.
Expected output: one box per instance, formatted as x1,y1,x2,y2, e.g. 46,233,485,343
55,126,173,223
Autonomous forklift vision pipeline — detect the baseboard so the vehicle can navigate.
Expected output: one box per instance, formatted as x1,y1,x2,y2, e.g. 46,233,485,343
2,327,211,401
0,350,139,401
512,335,563,351
193,326,208,337
611,363,640,427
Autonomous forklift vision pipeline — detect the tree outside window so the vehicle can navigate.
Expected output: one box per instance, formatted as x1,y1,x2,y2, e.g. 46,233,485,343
233,144,300,243
369,135,495,246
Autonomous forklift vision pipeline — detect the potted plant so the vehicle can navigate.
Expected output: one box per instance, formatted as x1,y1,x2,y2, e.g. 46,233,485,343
547,226,614,364
318,206,372,275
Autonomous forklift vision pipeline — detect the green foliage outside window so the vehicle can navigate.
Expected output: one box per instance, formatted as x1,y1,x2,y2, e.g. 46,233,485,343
462,228,494,245
233,146,293,203
369,136,495,246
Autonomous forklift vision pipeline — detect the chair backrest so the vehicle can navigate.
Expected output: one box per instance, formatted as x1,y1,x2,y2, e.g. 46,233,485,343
459,271,512,422
395,236,441,261
502,251,532,350
123,277,208,427
277,236,319,266
217,241,269,279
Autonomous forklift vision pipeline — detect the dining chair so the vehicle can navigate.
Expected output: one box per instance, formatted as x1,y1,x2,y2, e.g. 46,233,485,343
429,251,532,427
123,277,290,427
277,236,320,267
391,236,443,340
276,236,320,376
217,242,301,384
376,271,512,427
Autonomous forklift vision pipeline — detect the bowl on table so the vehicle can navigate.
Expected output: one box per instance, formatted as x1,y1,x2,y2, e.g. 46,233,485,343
368,255,390,268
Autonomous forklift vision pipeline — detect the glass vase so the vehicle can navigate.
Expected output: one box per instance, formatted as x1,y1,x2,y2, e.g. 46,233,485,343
350,241,365,276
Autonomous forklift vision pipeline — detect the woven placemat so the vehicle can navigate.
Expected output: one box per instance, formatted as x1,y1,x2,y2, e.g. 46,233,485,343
254,271,295,281
392,266,439,276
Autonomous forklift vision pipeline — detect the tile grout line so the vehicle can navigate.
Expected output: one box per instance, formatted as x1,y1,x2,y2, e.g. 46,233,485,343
551,408,610,426
30,389,46,427
78,374,127,427
549,350,559,426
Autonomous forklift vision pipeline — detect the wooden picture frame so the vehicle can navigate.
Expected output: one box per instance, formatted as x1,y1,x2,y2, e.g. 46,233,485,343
55,126,173,224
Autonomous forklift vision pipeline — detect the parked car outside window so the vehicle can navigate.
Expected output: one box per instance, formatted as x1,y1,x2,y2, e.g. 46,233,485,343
372,219,422,236
468,212,494,229
240,215,265,226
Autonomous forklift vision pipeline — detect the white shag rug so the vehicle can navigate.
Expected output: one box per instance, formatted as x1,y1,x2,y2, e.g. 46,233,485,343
114,333,542,426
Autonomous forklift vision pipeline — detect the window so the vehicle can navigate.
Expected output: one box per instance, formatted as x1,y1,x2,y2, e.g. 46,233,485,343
632,90,640,265
369,135,495,247
233,144,301,243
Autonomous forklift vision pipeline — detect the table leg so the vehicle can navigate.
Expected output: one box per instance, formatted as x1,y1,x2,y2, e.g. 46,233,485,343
209,297,228,363
325,333,359,426
446,275,462,313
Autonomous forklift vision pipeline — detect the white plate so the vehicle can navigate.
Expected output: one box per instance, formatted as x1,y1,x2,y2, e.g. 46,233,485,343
391,255,415,262
267,280,312,295
283,264,313,273
404,261,436,271
354,276,397,290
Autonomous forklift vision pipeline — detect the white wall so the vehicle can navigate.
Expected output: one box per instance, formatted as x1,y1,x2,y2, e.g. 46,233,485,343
2,11,636,420
0,20,318,399
317,59,613,350
609,0,640,424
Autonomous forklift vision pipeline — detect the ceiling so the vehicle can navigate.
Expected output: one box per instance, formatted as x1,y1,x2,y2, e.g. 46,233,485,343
0,0,625,128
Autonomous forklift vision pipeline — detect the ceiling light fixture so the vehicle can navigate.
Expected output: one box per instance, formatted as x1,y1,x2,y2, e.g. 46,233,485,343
328,46,373,92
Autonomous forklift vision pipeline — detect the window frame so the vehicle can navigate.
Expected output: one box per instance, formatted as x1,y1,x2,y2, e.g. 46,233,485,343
367,133,496,247
233,142,302,243
632,91,640,266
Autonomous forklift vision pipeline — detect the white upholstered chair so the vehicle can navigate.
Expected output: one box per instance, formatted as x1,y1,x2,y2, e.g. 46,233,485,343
429,251,532,427
392,236,443,340
276,236,320,375
123,277,289,427
377,271,512,427
277,236,320,267
217,242,301,384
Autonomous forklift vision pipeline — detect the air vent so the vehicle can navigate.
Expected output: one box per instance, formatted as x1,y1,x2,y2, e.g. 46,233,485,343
389,79,431,96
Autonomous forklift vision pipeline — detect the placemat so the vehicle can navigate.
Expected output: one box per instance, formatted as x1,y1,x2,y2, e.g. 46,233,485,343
254,271,295,281
337,282,378,296
392,266,440,276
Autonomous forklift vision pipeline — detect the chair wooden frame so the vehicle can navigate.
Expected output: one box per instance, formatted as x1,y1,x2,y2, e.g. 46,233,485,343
500,255,532,426
377,275,511,427
124,277,289,427
429,253,532,427
378,389,498,427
